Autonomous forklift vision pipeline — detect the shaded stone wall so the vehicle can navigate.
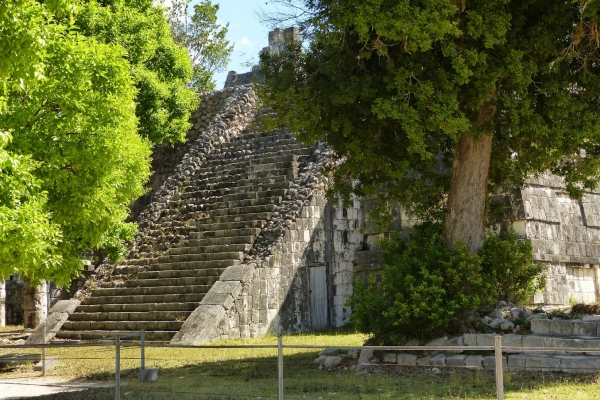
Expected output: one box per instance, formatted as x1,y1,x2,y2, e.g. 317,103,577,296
5,278,23,326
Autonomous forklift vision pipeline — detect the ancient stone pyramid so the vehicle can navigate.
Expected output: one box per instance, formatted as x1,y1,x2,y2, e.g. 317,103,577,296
57,85,354,343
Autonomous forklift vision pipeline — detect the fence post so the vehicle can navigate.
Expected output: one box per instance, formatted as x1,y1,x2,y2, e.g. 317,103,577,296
140,329,145,383
494,335,504,400
115,336,121,400
278,335,283,400
41,325,46,376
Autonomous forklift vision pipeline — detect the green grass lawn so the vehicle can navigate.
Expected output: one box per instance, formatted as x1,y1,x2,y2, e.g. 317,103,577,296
1,329,599,399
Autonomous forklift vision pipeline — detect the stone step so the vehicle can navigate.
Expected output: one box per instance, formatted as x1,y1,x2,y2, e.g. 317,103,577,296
61,320,184,332
531,317,600,337
123,276,220,288
189,211,273,226
188,227,260,239
54,330,176,342
91,284,213,297
75,302,200,313
205,196,282,211
137,267,226,280
158,251,243,263
193,219,266,232
178,234,256,248
146,258,240,272
167,243,251,255
195,153,296,173
82,293,205,305
183,180,292,198
201,146,311,168
208,204,277,217
190,161,297,183
68,310,191,322
208,136,300,154
221,189,288,203
178,175,293,203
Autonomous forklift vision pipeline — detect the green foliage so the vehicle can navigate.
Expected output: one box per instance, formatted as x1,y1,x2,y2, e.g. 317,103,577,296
77,0,198,144
0,0,151,285
348,226,486,343
164,0,233,93
348,226,546,343
480,229,547,304
258,0,600,223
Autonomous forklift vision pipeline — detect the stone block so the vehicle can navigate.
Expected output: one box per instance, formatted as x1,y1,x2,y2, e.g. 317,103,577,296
170,305,226,345
463,334,477,347
562,337,586,350
543,336,565,349
550,320,574,336
33,356,59,372
396,354,417,366
530,319,550,335
502,334,523,351
416,356,431,366
445,355,466,366
465,355,483,368
483,356,507,370
429,354,446,366
573,321,597,336
522,335,545,349
425,337,447,347
507,354,527,371
357,349,375,365
444,336,464,346
324,356,343,369
558,356,600,373
383,353,397,364
220,266,254,283
585,338,600,350
313,356,327,364
210,281,243,298
525,355,561,371
476,334,496,347
201,293,234,309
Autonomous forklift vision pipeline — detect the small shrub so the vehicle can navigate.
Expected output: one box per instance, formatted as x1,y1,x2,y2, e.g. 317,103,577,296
348,224,547,344
348,225,487,344
479,229,547,305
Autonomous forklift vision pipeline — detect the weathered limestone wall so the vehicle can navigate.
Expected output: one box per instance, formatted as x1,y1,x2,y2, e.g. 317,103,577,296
491,173,600,305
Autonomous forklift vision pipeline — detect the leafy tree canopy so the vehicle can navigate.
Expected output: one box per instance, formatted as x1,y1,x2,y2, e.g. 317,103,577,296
258,0,600,252
0,0,151,285
164,0,234,92
76,0,198,144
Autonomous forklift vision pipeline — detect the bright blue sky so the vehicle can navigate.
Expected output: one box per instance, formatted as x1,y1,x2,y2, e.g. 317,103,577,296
212,0,279,89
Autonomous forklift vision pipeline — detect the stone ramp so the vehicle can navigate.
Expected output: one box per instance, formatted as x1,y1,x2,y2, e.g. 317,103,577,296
56,87,318,342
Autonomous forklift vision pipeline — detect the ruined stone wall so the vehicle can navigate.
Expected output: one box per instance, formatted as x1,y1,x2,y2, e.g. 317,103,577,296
491,173,600,305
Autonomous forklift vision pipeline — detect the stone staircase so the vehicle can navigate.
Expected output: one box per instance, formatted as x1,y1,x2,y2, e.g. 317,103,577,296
58,130,316,341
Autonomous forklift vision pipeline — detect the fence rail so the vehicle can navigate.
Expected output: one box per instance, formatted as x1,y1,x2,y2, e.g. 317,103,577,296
2,333,600,399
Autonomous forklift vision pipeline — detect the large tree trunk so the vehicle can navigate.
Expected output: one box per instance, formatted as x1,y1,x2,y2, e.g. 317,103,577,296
443,132,493,253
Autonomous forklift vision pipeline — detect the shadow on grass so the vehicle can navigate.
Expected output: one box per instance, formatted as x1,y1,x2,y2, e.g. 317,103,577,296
22,350,600,400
